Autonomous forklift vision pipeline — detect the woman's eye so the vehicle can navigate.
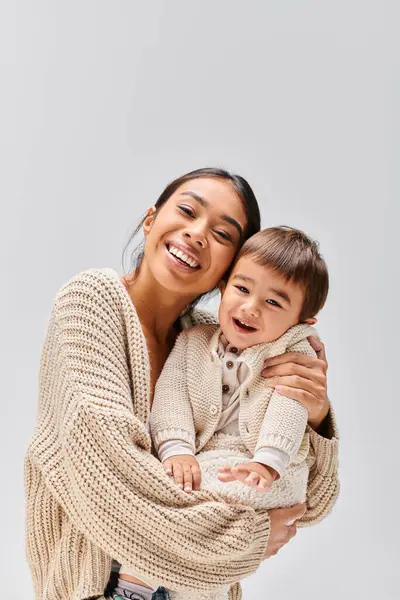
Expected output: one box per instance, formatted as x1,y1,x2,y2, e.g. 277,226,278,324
235,285,249,294
178,206,232,242
215,230,232,242
266,299,282,308
179,205,195,218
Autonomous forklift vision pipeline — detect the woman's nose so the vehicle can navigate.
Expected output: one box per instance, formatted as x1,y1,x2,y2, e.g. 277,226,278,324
183,227,207,248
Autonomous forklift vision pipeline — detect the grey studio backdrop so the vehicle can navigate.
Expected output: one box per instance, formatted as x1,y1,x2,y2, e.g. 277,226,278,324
1,1,398,599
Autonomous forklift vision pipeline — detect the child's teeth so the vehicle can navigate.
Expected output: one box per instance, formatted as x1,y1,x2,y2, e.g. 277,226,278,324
238,319,253,329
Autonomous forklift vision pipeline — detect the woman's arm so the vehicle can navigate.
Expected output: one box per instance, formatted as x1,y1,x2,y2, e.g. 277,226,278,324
36,272,269,591
299,417,339,526
60,395,270,586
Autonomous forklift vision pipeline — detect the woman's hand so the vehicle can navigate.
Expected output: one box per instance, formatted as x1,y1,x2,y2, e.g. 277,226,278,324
262,336,330,430
264,504,306,558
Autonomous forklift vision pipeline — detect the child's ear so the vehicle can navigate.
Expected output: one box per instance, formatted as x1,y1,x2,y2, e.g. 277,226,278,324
303,317,317,325
143,206,157,237
218,280,226,295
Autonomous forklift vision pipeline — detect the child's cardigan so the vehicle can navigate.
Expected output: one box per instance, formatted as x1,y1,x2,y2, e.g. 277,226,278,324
151,323,339,525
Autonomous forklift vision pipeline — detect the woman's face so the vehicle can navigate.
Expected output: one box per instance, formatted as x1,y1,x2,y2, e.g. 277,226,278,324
142,178,248,300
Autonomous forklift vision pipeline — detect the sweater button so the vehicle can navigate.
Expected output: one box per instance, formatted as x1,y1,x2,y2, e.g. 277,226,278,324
230,346,238,354
226,360,234,369
209,404,218,415
222,384,230,393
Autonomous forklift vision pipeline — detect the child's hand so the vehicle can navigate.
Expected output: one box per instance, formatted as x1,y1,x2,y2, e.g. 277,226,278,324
217,461,278,492
163,455,202,492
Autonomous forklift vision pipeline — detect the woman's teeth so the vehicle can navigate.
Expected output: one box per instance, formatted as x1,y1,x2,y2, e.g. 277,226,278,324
168,245,199,269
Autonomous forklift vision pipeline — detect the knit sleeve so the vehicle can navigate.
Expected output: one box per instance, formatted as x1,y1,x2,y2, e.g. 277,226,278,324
41,272,269,590
253,337,313,461
254,389,308,461
297,407,340,527
150,331,197,453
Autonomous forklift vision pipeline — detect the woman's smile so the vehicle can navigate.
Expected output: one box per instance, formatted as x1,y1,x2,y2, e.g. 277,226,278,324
143,177,247,298
165,242,202,270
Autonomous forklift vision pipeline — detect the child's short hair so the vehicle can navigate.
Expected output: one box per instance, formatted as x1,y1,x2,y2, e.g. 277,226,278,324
234,226,329,321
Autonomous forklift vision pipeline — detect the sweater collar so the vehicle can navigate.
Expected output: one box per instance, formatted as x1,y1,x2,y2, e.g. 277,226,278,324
209,324,318,378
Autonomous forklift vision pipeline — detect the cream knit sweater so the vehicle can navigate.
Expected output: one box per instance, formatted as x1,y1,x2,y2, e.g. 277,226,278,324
25,268,339,600
25,269,270,600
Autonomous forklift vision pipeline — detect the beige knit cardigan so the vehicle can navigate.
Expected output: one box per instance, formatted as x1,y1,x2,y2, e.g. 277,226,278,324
25,269,270,600
25,268,339,600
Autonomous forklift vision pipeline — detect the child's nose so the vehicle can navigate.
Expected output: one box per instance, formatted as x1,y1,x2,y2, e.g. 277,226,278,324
243,301,260,317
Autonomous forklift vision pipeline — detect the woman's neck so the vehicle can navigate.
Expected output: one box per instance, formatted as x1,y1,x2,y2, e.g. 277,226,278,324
124,265,193,344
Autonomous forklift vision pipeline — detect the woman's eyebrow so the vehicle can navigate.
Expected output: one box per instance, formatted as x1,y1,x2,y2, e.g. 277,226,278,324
180,191,243,237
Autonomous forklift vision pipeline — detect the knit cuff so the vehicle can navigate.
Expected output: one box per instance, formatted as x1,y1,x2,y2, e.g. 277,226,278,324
152,428,196,451
228,582,242,600
158,439,195,463
255,434,298,460
249,509,270,563
308,425,338,477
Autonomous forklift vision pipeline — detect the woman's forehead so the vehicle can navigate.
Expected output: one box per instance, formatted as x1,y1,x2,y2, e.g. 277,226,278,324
175,178,247,223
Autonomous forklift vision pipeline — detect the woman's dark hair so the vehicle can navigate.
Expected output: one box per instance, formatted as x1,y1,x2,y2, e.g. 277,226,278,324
122,167,261,311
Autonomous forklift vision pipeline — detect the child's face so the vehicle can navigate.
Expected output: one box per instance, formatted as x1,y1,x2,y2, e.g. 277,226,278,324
218,255,316,350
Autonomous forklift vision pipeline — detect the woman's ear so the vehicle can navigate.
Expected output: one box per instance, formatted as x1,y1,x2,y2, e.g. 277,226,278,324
303,317,317,325
143,206,157,237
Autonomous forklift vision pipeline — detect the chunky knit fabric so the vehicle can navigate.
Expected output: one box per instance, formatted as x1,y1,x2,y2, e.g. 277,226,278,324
24,269,271,600
151,324,339,525
150,324,339,600
151,323,339,523
163,436,309,600
152,323,319,463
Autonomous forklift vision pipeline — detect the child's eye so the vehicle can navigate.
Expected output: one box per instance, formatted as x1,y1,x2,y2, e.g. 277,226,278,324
179,205,195,218
235,285,249,294
266,299,282,308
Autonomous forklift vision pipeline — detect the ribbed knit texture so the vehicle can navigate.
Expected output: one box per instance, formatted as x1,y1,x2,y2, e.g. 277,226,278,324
24,269,271,600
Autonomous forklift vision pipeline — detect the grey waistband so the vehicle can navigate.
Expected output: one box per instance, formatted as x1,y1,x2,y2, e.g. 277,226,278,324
113,577,155,600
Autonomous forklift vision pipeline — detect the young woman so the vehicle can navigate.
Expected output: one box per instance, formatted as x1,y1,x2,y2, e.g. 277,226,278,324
25,168,338,600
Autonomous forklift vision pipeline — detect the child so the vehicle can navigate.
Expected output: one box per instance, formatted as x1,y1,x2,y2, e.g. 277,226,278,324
121,227,334,600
